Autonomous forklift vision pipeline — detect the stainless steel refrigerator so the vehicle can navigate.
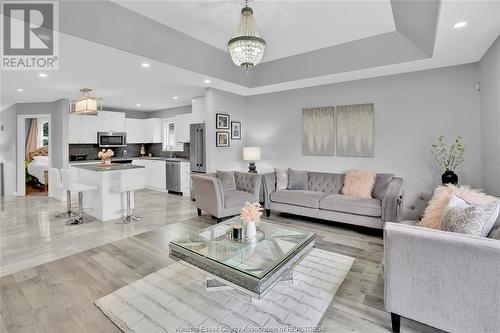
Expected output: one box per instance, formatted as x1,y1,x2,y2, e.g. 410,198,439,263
190,123,206,173
190,123,206,199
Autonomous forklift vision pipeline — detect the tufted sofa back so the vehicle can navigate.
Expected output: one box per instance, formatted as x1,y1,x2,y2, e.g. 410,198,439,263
307,172,345,194
234,172,261,195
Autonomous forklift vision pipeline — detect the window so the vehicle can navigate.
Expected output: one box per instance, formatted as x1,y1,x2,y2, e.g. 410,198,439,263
37,119,49,147
162,120,183,152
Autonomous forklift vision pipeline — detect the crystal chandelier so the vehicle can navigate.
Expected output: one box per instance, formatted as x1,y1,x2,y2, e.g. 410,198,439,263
228,0,266,70
70,88,102,115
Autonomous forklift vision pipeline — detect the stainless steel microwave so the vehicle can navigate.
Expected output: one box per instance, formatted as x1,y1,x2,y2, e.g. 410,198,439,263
97,132,127,147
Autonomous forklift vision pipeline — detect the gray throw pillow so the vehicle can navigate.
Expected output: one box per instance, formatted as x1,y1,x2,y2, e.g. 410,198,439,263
372,173,395,200
442,195,500,237
487,198,500,238
216,170,237,191
288,168,308,190
275,168,288,190
489,227,500,240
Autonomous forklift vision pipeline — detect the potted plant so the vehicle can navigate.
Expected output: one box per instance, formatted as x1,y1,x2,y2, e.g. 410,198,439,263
240,202,263,239
431,136,465,185
98,149,114,165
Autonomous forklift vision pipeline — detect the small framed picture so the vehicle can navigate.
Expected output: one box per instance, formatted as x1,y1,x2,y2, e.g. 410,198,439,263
231,121,241,140
216,113,230,129
216,132,230,147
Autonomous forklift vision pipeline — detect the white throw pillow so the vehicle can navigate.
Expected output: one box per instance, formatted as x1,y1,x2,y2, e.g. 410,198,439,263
441,195,500,237
275,168,288,190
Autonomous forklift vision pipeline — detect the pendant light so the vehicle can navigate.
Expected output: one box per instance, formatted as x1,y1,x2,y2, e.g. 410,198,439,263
228,0,266,70
70,88,102,115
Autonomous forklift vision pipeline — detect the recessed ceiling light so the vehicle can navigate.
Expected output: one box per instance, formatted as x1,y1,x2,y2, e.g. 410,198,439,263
38,73,47,78
136,103,141,107
141,63,150,68
172,96,179,100
204,79,211,84
16,88,24,92
453,21,467,29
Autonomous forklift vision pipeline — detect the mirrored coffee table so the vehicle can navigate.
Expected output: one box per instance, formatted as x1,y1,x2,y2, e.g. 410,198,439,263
169,217,316,299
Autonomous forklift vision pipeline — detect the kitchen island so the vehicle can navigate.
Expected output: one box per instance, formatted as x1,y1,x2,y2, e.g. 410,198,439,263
71,163,146,221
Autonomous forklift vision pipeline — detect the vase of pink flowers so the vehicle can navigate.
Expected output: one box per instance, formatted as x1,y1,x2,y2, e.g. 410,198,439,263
240,202,263,239
98,149,114,165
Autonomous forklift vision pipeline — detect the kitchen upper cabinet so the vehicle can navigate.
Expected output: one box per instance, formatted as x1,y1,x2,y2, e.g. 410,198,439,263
68,114,97,144
96,111,125,132
174,113,192,143
145,118,162,143
125,118,144,144
126,118,162,144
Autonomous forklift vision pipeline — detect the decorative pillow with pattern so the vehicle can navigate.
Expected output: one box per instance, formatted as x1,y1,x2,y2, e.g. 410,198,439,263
441,195,500,237
275,168,288,190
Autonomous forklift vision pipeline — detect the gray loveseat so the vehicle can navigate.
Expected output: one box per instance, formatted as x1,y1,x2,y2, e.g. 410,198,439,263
263,171,403,229
191,172,262,223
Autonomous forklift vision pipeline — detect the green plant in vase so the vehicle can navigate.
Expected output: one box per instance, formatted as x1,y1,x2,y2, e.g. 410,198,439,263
431,136,465,185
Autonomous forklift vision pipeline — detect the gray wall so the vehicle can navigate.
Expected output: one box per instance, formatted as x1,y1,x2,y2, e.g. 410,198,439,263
206,64,482,205
0,105,17,196
479,36,500,196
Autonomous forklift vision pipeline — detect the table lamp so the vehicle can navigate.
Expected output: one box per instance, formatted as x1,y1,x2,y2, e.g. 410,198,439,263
243,146,261,173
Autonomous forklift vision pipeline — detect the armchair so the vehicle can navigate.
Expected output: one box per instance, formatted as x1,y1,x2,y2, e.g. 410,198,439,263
191,172,262,222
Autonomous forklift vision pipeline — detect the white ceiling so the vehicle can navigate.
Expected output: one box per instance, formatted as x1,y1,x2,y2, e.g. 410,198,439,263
2,0,500,111
113,0,396,62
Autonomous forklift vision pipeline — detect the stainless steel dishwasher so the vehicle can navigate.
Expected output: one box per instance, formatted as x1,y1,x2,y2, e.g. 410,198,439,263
165,161,181,192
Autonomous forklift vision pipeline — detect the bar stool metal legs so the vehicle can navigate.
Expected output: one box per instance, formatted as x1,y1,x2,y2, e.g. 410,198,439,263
66,192,89,225
55,190,78,218
115,190,141,224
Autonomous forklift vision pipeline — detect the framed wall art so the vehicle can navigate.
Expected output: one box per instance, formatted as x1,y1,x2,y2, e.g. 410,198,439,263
231,121,241,140
216,131,230,147
216,113,230,129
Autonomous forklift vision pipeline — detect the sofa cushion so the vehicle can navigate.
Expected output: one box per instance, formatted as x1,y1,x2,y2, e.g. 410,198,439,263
224,190,255,209
307,172,344,194
275,168,288,190
217,170,237,191
319,194,382,217
270,190,328,209
288,169,308,190
441,195,499,237
372,173,395,200
342,170,376,198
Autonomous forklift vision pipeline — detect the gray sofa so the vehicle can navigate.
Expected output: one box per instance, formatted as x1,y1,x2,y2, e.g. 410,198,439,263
384,222,500,333
263,171,403,229
191,172,262,222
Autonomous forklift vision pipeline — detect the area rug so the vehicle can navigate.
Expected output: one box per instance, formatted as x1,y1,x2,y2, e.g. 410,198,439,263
95,248,354,332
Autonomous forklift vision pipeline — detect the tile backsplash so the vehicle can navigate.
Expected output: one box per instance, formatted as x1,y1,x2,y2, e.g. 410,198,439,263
69,143,189,160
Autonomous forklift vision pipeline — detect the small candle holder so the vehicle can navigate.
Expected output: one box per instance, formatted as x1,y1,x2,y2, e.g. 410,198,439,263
232,225,243,241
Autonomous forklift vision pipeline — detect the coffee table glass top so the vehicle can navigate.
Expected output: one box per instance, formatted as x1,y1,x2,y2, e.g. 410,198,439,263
170,217,315,279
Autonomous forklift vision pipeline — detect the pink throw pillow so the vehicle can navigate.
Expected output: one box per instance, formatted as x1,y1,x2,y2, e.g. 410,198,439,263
420,184,496,230
342,170,377,199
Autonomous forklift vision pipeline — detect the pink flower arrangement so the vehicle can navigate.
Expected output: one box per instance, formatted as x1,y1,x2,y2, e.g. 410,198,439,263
97,149,114,160
240,202,263,223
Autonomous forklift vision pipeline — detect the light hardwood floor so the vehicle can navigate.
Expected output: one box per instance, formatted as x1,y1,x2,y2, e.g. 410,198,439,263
0,190,441,333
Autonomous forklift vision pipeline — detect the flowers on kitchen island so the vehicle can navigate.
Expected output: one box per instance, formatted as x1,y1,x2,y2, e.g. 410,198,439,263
98,149,114,165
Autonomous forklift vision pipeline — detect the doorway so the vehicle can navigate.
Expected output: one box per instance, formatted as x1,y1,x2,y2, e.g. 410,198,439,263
16,114,51,196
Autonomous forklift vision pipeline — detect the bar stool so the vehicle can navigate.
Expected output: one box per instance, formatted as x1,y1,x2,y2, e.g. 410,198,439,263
114,184,143,224
60,168,98,225
50,167,77,218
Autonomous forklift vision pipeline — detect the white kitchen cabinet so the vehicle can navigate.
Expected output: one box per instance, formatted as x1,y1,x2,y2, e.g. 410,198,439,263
68,114,97,144
180,162,190,196
96,111,125,132
125,118,144,144
146,118,162,143
174,113,192,143
132,159,166,191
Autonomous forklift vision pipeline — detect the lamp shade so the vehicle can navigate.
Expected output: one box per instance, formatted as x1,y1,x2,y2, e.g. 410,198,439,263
243,146,261,161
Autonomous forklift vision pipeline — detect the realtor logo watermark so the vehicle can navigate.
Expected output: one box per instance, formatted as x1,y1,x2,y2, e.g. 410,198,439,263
1,1,59,70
